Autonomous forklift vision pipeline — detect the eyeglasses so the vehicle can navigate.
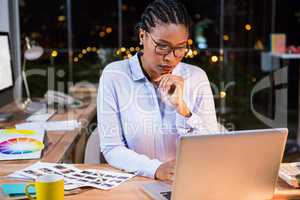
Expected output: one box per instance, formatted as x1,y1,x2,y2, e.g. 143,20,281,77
147,32,188,58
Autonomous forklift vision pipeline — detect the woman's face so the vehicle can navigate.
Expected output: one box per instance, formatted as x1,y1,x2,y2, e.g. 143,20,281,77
140,23,189,79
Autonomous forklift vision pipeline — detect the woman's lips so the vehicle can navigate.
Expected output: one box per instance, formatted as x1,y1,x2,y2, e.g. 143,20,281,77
158,65,173,71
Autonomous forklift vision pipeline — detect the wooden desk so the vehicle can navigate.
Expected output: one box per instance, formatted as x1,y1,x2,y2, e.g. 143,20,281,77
0,99,96,164
1,163,300,200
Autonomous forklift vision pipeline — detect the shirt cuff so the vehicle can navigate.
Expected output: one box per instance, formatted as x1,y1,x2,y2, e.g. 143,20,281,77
141,159,162,179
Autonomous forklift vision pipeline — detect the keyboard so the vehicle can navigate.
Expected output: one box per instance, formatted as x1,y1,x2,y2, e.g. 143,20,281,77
160,191,172,200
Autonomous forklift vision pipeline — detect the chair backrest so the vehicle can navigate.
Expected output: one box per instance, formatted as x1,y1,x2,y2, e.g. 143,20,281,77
218,122,228,133
84,128,101,164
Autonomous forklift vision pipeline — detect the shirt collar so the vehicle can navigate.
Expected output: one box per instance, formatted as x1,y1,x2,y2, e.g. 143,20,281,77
128,53,147,81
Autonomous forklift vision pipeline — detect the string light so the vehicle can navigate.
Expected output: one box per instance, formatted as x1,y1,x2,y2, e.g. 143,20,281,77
219,56,224,62
74,45,205,63
106,27,112,34
57,15,66,22
120,47,126,52
99,32,105,37
73,46,101,63
51,50,58,57
114,46,201,60
245,24,252,31
223,34,230,41
220,91,226,98
211,55,218,63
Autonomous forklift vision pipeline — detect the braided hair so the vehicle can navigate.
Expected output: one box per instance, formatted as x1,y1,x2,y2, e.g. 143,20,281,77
137,0,191,34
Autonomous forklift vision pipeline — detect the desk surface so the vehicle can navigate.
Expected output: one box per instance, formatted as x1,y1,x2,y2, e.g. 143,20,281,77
0,99,96,164
0,163,300,200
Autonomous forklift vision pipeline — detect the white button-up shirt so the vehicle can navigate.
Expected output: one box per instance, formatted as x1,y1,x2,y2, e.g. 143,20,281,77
97,53,218,178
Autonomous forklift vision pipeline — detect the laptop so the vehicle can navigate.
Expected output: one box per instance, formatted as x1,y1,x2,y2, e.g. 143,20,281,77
142,128,288,200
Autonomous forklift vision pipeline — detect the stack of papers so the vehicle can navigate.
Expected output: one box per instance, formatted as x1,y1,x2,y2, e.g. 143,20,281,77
279,162,300,187
8,162,136,190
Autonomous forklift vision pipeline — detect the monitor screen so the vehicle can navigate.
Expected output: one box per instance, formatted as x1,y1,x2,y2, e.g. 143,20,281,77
0,32,13,92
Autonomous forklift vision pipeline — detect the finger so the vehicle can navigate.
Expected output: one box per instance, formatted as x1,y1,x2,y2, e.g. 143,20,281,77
163,76,176,94
163,82,176,96
162,81,171,94
159,77,167,93
169,164,176,172
164,180,173,185
169,168,175,175
168,159,176,165
168,84,176,95
159,76,170,93
166,173,175,182
171,78,184,89
154,74,168,84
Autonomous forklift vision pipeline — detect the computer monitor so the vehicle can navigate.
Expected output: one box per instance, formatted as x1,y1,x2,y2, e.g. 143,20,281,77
0,32,13,92
0,32,14,121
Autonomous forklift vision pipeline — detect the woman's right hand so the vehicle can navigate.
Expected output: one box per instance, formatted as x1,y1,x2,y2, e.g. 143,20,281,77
154,160,176,184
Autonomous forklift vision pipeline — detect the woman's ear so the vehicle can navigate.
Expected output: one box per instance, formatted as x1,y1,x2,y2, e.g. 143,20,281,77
139,29,145,45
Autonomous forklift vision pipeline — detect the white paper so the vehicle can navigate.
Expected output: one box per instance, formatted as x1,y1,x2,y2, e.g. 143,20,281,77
8,162,136,190
26,109,56,122
16,120,80,132
278,162,300,187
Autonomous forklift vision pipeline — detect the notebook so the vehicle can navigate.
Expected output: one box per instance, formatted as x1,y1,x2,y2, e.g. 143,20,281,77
0,183,36,199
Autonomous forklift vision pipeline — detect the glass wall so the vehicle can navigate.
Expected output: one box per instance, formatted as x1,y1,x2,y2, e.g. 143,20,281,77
20,0,300,138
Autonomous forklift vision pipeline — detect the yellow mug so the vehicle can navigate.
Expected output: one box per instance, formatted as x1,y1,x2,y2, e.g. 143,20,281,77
25,174,64,200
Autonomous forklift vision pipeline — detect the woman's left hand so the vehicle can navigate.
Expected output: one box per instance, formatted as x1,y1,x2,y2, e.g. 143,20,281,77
155,74,191,117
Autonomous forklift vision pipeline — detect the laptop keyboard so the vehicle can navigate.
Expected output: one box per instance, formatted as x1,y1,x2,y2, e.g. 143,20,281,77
160,191,172,200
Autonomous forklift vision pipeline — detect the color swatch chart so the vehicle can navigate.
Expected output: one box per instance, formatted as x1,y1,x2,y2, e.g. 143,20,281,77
0,128,45,161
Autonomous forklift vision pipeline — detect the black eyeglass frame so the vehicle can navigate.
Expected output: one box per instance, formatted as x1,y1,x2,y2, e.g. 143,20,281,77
146,32,189,58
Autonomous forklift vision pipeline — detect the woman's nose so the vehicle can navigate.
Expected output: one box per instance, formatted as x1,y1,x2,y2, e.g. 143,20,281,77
163,51,176,62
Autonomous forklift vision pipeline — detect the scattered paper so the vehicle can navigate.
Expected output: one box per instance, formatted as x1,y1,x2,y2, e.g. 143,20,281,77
8,162,136,190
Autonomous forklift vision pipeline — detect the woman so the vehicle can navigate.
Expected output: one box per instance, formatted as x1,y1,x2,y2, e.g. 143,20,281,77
97,0,218,183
